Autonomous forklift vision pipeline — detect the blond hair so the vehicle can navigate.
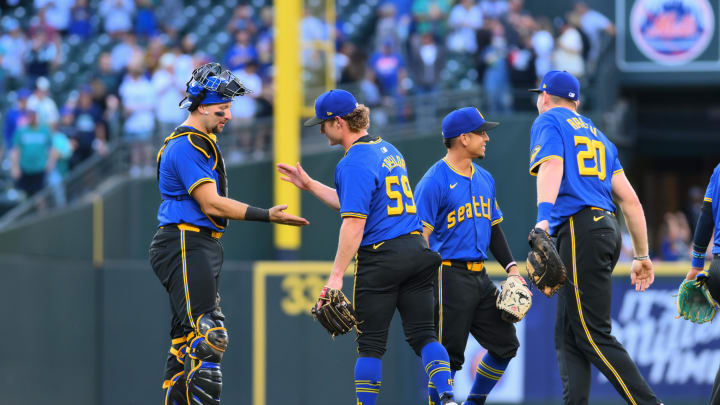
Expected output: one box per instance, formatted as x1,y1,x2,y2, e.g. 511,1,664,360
343,104,370,132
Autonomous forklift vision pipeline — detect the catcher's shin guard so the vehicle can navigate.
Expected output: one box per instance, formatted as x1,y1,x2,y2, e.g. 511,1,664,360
185,311,229,405
163,336,189,405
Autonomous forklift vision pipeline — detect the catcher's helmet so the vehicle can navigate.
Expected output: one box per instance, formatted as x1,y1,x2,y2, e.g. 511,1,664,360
180,62,250,110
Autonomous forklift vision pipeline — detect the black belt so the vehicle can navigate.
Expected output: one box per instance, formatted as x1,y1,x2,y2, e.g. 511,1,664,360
161,193,193,201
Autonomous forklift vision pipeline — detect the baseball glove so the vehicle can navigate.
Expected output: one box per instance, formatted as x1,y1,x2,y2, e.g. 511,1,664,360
677,273,719,324
526,228,568,297
496,275,532,323
311,286,358,337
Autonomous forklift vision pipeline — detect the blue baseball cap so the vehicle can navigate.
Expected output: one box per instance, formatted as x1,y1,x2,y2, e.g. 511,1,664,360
529,70,580,101
441,107,499,139
304,89,359,127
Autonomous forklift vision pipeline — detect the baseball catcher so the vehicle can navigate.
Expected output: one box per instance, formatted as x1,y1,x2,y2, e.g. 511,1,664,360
526,227,567,297
311,286,359,337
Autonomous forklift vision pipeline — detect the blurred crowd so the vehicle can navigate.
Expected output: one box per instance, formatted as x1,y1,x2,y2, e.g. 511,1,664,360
0,0,615,205
335,0,615,118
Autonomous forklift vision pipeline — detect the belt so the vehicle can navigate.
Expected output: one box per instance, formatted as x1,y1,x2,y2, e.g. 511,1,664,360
162,223,223,239
441,260,485,272
590,206,615,216
161,193,193,201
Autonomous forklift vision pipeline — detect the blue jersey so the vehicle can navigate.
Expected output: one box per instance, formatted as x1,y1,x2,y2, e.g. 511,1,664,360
704,164,720,254
157,127,226,232
415,159,502,261
335,135,421,246
529,107,623,235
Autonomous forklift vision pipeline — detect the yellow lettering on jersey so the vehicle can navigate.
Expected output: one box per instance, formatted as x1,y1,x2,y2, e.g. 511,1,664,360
458,205,465,223
447,211,456,229
480,196,491,220
465,203,473,219
473,196,481,217
381,155,406,172
566,118,579,130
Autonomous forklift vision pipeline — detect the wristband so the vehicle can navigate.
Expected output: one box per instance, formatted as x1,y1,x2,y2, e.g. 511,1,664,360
537,202,553,223
504,261,517,271
632,255,649,261
245,206,270,222
691,250,706,269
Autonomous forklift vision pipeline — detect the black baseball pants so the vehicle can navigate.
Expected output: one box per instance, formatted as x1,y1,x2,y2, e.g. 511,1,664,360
554,207,660,405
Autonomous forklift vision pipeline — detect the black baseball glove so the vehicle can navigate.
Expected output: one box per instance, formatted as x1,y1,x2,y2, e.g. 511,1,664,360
311,286,358,337
526,228,568,297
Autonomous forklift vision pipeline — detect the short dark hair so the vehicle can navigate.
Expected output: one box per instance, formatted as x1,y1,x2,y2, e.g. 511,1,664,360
548,94,577,107
443,136,455,149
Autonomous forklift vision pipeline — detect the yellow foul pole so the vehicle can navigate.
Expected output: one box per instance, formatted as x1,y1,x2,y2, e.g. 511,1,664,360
273,0,301,254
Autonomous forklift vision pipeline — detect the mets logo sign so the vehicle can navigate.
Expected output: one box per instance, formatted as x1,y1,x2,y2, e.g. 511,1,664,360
630,0,715,65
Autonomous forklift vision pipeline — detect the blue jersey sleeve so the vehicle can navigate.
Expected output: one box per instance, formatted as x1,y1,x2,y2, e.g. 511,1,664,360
173,140,217,194
529,117,564,175
414,175,443,231
336,163,377,219
610,142,623,175
706,168,719,203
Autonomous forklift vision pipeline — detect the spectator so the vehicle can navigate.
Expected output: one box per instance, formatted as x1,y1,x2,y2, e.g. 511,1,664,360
447,0,483,54
412,0,451,38
29,7,59,42
24,31,60,84
224,30,258,72
229,61,263,162
531,17,554,81
3,89,32,158
144,36,167,73
410,33,445,93
172,34,197,85
369,40,407,97
27,76,59,127
574,1,615,67
11,109,54,197
152,53,185,139
118,60,155,176
551,17,585,79
35,0,73,35
374,3,402,54
155,0,184,37
70,87,106,169
226,5,257,36
479,0,509,20
659,211,691,261
340,42,366,84
100,0,135,37
68,0,93,39
110,32,142,73
300,8,329,41
48,117,73,206
93,52,121,97
0,19,29,84
134,0,158,39
481,20,512,113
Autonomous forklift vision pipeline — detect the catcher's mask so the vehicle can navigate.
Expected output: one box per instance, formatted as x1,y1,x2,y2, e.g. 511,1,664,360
180,62,251,111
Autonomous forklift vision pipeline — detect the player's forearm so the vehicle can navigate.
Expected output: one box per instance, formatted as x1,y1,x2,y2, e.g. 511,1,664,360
619,198,649,257
307,179,341,211
536,159,563,204
201,195,251,220
328,217,365,284
489,224,516,272
690,201,713,269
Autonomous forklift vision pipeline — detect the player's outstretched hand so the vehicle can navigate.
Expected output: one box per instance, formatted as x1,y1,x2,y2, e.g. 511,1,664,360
630,258,654,292
277,162,312,191
269,204,309,226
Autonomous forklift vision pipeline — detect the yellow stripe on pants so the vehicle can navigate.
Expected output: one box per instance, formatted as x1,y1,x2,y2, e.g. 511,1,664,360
569,217,636,405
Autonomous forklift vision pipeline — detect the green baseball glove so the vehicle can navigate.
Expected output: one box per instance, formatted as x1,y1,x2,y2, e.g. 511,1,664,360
677,273,719,324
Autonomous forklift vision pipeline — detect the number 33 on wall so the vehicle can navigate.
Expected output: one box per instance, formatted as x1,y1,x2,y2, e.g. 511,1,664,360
574,136,606,181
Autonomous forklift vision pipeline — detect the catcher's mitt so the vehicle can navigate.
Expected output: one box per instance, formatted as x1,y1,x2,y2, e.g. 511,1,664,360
526,228,567,297
310,286,358,337
496,275,532,323
677,273,719,324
